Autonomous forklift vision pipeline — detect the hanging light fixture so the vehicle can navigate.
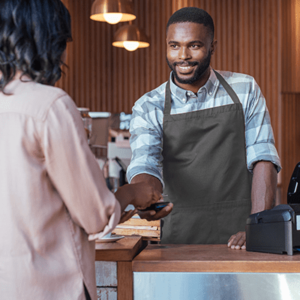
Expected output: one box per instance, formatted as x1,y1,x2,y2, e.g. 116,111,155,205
90,0,136,25
112,24,149,51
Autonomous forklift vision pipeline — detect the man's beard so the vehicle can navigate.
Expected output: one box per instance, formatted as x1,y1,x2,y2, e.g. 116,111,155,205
166,50,211,84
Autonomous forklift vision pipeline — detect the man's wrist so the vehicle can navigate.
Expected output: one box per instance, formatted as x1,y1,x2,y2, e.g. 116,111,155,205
131,173,163,193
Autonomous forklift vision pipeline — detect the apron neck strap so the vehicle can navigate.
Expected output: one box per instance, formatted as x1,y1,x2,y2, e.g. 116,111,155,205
164,79,172,116
164,70,241,115
213,70,240,104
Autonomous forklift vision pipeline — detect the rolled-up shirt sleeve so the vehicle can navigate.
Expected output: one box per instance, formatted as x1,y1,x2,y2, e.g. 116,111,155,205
127,94,164,187
42,94,121,239
244,79,281,172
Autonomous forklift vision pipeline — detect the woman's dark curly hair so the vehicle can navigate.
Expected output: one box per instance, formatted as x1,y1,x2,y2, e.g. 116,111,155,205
0,0,72,91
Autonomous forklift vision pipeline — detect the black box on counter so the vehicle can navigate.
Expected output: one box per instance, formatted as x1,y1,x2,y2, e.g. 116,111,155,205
246,163,300,255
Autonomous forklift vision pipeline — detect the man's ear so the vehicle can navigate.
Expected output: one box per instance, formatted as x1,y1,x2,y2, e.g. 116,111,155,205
211,40,217,56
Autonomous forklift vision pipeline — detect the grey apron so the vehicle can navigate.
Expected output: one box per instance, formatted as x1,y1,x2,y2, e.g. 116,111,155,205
161,70,252,244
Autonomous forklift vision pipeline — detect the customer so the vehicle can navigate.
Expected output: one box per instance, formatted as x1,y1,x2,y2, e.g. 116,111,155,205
0,1,161,299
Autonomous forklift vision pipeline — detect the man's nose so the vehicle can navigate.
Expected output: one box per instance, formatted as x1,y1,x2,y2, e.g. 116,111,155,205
178,47,191,60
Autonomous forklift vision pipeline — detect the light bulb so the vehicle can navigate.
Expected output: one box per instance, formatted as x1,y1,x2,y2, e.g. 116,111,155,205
123,41,139,51
103,13,123,24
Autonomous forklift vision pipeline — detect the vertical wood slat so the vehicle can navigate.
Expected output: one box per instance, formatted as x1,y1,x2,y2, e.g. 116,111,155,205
282,0,300,93
281,93,300,203
280,0,300,202
58,0,172,114
117,262,133,300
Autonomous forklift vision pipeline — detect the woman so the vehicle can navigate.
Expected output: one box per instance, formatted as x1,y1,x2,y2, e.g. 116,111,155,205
0,1,161,299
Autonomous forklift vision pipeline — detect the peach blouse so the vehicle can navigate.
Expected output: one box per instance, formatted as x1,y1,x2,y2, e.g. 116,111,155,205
0,78,120,300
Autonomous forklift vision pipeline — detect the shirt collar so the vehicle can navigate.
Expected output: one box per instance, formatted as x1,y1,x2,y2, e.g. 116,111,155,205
169,67,220,101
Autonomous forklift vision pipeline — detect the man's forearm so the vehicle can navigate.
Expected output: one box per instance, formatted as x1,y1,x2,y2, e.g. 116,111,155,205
130,173,163,193
251,161,278,214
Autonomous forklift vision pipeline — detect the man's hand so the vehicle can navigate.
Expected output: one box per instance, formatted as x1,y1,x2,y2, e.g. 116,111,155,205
138,201,173,221
130,174,173,220
227,231,246,250
119,209,137,224
114,181,161,211
227,162,277,250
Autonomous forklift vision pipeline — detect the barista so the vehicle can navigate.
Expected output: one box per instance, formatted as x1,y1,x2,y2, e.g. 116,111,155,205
127,7,281,249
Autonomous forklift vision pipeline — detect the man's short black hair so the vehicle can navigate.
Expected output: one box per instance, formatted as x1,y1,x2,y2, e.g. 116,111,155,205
166,7,214,40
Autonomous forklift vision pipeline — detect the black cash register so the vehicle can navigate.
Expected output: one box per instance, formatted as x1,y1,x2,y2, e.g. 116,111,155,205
246,162,300,255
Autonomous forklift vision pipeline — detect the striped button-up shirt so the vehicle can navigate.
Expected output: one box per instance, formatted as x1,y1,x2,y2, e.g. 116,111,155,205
127,68,281,186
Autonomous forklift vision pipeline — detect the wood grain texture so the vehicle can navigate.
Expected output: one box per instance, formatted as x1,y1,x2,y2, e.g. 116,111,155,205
58,0,172,113
279,0,300,202
281,0,300,93
117,262,133,300
280,93,300,203
133,244,300,273
95,236,143,261
119,215,160,227
112,228,160,237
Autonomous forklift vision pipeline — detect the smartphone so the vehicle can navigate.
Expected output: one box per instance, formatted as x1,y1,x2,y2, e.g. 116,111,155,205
140,202,170,212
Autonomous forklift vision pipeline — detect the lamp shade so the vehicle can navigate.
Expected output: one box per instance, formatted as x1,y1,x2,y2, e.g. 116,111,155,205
90,0,136,24
112,24,150,51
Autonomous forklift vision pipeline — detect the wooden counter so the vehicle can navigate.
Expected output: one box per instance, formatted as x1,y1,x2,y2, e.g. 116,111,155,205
132,245,300,300
95,235,143,261
133,244,300,273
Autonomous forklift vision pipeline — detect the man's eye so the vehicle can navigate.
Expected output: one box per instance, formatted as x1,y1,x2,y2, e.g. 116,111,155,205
170,44,178,49
191,44,199,49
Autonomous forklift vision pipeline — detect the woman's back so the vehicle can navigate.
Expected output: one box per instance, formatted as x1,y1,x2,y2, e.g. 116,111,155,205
0,78,112,299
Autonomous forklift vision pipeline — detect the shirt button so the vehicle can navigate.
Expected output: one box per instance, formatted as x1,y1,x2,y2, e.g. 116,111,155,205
187,92,191,96
209,92,212,95
182,98,186,102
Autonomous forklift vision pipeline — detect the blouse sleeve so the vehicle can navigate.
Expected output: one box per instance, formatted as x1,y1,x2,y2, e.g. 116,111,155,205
42,93,121,238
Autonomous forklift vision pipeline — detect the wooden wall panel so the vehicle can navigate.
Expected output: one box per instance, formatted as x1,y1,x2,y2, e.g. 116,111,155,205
281,0,300,93
58,0,172,113
280,0,300,202
281,93,300,203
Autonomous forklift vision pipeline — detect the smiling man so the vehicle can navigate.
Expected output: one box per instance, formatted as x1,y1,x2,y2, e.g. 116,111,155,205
127,7,281,249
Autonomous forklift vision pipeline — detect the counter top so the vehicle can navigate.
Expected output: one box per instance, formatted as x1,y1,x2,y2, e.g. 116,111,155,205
95,236,143,261
133,244,300,273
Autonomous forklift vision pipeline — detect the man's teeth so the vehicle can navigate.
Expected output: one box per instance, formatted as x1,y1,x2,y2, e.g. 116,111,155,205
178,65,193,70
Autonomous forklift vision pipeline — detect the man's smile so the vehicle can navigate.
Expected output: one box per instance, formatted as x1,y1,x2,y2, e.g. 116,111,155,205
176,65,194,73
175,62,197,74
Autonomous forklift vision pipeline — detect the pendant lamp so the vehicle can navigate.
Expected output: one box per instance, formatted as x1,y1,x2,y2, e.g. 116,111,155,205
112,24,149,51
90,0,136,24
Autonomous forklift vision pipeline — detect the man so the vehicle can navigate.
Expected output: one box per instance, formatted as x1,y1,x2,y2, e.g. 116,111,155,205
127,7,281,249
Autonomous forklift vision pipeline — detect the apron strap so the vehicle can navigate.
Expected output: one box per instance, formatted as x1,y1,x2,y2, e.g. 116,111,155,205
213,70,240,104
164,70,241,115
164,79,172,116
